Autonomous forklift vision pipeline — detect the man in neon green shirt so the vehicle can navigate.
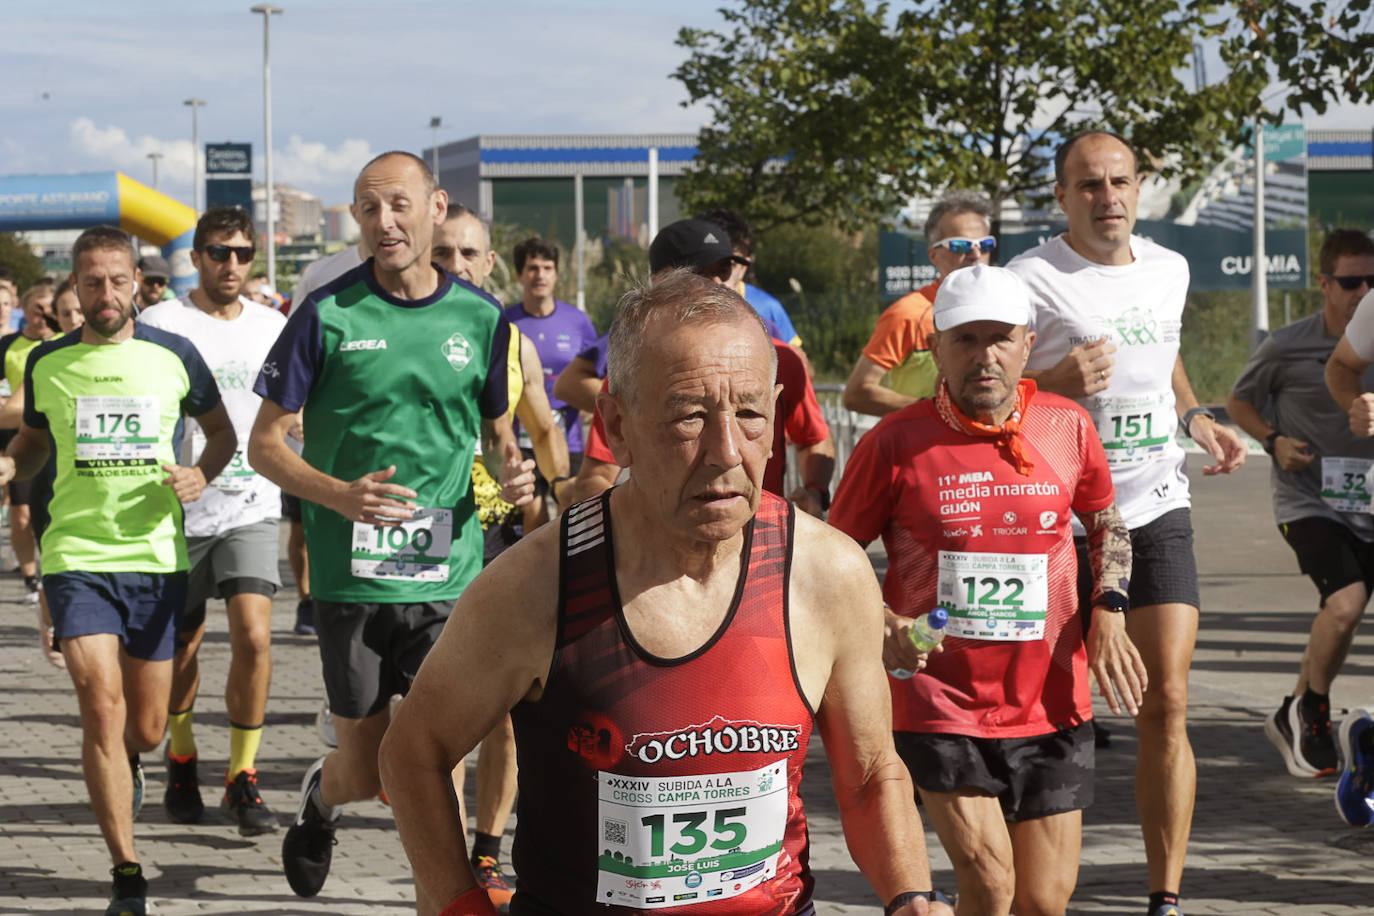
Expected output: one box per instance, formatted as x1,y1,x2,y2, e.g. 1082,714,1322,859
0,226,235,916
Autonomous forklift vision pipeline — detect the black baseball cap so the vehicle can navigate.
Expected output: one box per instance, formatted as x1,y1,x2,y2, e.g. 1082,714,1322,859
648,219,746,274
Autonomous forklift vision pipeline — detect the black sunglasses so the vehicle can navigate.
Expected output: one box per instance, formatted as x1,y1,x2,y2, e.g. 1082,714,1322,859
1327,274,1374,291
203,244,255,263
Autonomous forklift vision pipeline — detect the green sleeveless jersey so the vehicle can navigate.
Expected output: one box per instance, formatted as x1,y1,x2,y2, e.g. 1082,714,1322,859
24,325,222,574
255,262,510,603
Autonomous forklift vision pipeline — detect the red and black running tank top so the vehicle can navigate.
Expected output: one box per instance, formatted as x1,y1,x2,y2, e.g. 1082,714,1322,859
509,490,815,916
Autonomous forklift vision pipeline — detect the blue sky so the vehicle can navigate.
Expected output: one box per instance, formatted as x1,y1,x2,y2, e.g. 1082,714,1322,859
2,1,722,207
4,1,1371,210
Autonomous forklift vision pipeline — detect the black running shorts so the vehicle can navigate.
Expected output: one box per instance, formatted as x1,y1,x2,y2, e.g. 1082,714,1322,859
314,599,450,719
1279,516,1374,605
1075,506,1199,612
893,721,1095,822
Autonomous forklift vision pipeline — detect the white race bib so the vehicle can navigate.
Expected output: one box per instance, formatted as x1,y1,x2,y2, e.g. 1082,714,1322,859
1091,390,1174,467
595,760,788,909
937,550,1049,641
1321,457,1374,514
349,507,453,582
74,396,159,467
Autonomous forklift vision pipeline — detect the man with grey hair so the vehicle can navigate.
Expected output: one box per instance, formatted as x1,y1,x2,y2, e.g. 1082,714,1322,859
844,190,996,415
380,269,953,916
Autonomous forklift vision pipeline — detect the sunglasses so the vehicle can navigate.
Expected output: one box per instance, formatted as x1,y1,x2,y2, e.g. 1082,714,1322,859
1327,274,1374,291
142,277,167,287
203,244,256,263
931,236,997,255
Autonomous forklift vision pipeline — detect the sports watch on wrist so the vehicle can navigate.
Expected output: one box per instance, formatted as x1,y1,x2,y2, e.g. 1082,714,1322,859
1093,589,1130,613
1263,431,1280,455
885,890,953,914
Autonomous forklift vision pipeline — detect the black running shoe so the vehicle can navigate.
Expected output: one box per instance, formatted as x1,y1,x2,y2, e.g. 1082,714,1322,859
106,861,147,916
1290,691,1338,775
164,753,203,824
222,768,278,836
1265,696,1318,777
282,757,337,897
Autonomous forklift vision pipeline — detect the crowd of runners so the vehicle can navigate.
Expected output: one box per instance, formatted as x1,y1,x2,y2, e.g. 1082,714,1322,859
7,130,1374,916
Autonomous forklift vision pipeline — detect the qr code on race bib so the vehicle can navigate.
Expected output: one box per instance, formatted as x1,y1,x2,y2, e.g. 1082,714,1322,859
603,818,628,846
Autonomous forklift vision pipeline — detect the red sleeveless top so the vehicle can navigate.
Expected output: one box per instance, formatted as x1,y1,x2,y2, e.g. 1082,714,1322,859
509,490,815,916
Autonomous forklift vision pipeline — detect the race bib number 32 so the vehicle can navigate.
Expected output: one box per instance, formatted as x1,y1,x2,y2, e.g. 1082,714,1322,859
350,507,453,582
596,760,788,909
937,550,1049,641
1321,457,1374,515
74,396,159,468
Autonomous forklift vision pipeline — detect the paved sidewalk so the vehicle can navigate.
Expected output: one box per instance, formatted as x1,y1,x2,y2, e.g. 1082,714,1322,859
3,454,1374,914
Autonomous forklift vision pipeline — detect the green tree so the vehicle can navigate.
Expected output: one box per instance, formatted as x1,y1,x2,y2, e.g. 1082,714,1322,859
675,0,1374,231
0,233,44,291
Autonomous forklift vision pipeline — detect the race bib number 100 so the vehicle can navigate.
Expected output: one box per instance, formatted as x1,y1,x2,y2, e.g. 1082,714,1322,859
350,508,453,582
74,396,159,468
937,550,1049,641
596,761,788,909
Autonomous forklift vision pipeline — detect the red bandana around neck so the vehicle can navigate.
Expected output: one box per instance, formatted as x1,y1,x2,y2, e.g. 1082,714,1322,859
934,378,1038,476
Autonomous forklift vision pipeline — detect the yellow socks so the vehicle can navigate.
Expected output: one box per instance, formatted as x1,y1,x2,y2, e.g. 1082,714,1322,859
167,709,196,759
227,722,263,781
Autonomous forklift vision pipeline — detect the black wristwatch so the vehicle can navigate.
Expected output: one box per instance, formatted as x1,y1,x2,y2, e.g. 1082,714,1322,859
1181,406,1215,439
1093,589,1130,613
886,890,953,914
1263,431,1280,455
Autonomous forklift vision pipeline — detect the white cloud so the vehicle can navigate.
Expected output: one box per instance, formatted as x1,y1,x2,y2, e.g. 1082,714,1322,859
272,135,374,189
64,118,374,203
68,117,196,186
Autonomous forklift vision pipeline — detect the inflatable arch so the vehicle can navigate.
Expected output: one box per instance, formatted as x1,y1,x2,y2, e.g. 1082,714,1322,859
0,172,198,294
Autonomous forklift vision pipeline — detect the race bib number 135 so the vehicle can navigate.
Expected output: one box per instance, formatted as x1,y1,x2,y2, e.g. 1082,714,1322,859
595,761,788,909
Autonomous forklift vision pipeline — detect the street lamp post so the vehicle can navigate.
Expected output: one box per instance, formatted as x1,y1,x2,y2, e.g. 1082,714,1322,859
147,151,164,188
184,98,206,213
429,116,442,187
250,4,283,288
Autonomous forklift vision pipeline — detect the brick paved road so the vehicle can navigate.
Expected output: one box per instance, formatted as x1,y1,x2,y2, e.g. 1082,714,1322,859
3,454,1373,914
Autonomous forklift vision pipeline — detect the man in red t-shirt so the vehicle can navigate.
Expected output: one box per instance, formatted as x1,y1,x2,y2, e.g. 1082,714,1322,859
829,264,1146,915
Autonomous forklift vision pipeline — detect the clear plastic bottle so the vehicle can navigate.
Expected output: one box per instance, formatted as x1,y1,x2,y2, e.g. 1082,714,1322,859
888,607,950,679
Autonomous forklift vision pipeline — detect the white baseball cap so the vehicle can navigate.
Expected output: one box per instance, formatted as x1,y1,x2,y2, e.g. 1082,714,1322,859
931,264,1031,331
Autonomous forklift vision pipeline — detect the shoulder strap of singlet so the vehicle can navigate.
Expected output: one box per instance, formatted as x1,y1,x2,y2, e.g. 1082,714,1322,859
558,489,617,646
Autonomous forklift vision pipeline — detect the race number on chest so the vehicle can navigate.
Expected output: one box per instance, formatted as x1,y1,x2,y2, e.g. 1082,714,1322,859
595,760,788,909
350,507,453,582
937,550,1049,641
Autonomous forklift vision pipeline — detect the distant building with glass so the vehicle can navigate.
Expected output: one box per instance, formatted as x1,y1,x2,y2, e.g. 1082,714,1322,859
424,133,698,252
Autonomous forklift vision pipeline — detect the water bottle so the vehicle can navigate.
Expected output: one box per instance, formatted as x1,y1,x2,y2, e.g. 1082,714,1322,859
888,607,950,679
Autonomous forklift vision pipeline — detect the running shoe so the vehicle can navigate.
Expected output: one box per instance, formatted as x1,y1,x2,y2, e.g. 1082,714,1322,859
293,598,316,636
1288,691,1338,775
23,576,39,605
282,757,338,897
163,753,203,824
1146,904,1182,916
221,768,278,836
316,701,337,748
474,855,514,911
130,755,144,820
105,861,147,916
1264,696,1319,777
1336,707,1374,827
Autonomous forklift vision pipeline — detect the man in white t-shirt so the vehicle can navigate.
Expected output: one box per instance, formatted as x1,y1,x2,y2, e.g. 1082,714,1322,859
1008,131,1245,916
140,207,288,837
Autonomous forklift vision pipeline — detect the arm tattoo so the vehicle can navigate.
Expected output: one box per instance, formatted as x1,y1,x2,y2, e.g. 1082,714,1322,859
1079,502,1131,600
